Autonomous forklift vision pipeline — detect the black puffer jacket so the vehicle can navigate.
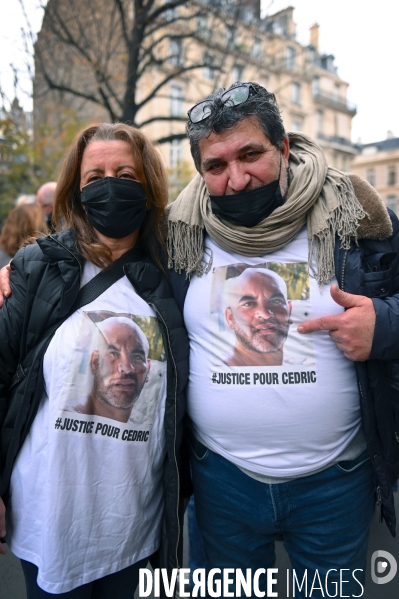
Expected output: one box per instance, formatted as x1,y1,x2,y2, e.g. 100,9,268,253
335,209,399,536
0,229,189,574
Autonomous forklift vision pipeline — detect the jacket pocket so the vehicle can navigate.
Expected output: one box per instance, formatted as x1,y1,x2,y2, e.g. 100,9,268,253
362,252,396,297
335,449,370,474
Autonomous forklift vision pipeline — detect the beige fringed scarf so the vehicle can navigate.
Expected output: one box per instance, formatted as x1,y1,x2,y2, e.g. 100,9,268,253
167,132,390,284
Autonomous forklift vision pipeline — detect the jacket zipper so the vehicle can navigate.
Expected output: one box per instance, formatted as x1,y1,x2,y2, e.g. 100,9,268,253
340,249,367,439
339,249,348,291
148,301,180,569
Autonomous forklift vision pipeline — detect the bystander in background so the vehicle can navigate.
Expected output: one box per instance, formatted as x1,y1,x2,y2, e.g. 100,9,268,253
37,182,57,232
0,203,47,268
15,194,37,206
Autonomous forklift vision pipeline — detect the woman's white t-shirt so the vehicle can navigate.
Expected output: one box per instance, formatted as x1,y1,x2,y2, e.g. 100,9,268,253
8,264,167,593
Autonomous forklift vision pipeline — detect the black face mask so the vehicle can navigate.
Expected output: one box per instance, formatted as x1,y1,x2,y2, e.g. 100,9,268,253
209,156,284,228
81,177,148,238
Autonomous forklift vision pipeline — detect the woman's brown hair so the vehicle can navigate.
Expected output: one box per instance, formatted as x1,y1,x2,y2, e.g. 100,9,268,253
53,123,168,270
0,203,48,257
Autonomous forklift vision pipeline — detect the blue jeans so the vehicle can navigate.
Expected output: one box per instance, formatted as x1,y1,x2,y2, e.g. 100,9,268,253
188,496,207,588
189,435,374,599
21,557,148,598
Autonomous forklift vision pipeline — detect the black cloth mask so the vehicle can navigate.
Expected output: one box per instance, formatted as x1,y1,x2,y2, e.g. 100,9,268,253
209,156,284,228
81,177,148,238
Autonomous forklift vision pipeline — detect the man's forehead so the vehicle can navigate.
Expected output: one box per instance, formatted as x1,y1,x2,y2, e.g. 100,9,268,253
200,118,272,160
230,269,287,299
99,323,141,347
241,271,282,290
106,326,142,343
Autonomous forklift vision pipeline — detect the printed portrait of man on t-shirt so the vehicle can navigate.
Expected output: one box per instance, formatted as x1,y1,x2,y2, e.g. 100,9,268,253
74,316,151,423
210,263,315,367
224,268,292,366
59,311,166,426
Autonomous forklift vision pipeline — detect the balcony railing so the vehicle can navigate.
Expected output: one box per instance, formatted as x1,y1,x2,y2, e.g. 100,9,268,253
313,91,356,116
317,133,357,150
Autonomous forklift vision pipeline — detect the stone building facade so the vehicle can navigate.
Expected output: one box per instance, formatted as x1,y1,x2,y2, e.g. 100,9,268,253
351,136,399,215
33,1,357,181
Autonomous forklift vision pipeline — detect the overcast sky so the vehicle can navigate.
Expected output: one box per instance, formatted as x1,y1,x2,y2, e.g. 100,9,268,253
1,0,397,144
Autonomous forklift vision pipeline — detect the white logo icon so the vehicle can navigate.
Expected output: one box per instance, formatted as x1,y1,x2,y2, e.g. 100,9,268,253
371,550,397,584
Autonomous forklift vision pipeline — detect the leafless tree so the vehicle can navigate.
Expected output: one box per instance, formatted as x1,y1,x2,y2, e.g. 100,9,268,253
23,0,259,143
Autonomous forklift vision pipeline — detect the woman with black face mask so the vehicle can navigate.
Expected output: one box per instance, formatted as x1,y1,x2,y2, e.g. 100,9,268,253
0,123,189,598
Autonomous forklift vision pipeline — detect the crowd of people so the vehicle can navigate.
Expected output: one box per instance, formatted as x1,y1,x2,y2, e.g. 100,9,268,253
0,81,398,599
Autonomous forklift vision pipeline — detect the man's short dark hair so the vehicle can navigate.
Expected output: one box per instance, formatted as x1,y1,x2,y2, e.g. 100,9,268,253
186,81,286,172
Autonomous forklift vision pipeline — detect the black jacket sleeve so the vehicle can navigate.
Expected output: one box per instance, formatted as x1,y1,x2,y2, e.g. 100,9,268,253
370,210,399,360
0,248,29,423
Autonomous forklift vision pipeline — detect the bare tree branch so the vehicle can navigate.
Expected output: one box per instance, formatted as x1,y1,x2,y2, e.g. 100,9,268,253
26,0,269,138
138,30,204,64
114,0,130,46
147,7,206,36
155,132,187,144
138,114,188,127
147,0,190,23
136,63,208,110
36,41,118,118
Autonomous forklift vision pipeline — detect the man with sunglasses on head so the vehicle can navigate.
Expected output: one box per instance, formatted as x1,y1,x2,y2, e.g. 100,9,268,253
168,82,399,596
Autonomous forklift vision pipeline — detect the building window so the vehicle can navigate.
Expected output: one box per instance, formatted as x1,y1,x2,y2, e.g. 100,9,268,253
197,15,209,36
316,110,323,136
170,85,184,117
232,65,244,83
342,155,348,172
291,82,301,105
291,119,302,132
241,7,253,23
169,38,182,67
170,139,182,168
252,38,262,59
387,195,398,213
163,0,177,21
367,168,376,187
334,83,340,102
226,26,234,46
307,45,316,64
312,77,320,97
164,6,177,21
203,53,215,80
272,18,286,36
286,47,296,70
388,165,397,186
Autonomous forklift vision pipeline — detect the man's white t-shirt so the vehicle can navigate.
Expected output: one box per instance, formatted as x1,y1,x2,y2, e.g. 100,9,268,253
185,230,362,478
8,264,167,593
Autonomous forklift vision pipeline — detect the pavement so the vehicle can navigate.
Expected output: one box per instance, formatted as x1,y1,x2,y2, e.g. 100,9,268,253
1,493,398,598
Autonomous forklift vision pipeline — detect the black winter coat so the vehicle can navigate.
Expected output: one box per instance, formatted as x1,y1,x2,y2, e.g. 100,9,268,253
335,209,399,536
0,229,190,574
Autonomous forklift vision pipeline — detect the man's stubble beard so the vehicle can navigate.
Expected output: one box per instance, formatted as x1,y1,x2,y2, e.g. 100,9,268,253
231,318,289,355
94,376,145,412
